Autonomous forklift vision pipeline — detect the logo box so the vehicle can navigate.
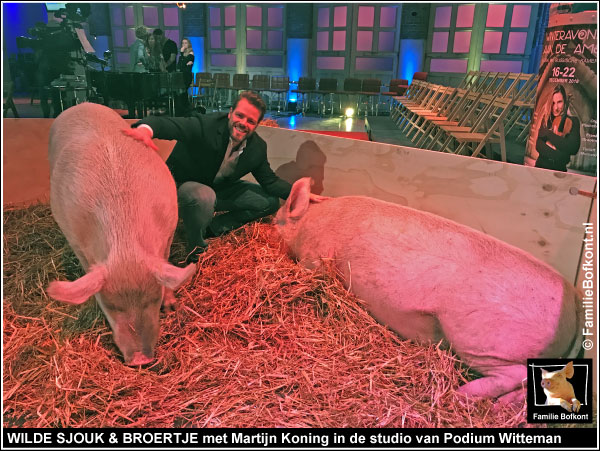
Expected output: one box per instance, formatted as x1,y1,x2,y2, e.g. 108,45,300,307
527,358,593,423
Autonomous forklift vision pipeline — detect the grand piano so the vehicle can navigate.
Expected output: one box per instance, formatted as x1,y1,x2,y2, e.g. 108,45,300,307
89,70,188,118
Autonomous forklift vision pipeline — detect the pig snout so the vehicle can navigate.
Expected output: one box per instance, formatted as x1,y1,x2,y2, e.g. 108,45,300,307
103,298,162,368
114,324,158,367
126,351,155,367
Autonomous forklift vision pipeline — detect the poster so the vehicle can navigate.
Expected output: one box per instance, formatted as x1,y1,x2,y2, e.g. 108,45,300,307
525,3,597,175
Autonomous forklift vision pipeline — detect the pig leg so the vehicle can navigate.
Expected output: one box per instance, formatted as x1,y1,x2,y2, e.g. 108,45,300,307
70,245,90,272
559,399,574,412
382,311,445,344
550,397,578,412
497,388,526,406
161,235,176,312
457,364,527,400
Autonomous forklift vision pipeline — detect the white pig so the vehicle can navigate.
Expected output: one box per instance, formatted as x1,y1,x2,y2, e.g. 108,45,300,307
47,102,195,366
275,177,583,401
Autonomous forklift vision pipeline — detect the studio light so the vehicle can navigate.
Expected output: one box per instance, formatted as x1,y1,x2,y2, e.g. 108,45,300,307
344,107,355,118
345,117,353,132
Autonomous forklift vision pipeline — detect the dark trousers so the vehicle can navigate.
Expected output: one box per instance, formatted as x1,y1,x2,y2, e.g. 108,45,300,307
177,180,280,252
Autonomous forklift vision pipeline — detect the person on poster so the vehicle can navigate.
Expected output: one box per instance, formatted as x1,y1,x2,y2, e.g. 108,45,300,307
534,85,581,172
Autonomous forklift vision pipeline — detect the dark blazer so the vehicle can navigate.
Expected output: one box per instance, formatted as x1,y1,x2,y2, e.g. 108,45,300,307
133,112,292,199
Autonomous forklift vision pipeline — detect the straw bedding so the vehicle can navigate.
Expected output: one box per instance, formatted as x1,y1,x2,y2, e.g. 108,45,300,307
3,203,549,428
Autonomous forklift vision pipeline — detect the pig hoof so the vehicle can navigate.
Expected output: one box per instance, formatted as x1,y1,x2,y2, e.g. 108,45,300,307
161,292,177,312
126,352,154,366
497,389,526,407
559,399,572,412
161,300,176,312
572,399,581,413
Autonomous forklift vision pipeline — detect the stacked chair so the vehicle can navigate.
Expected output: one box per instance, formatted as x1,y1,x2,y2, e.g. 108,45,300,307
380,79,409,113
390,71,538,161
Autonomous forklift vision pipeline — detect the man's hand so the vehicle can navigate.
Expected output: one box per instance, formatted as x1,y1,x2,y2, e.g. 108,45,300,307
121,127,158,151
309,192,329,203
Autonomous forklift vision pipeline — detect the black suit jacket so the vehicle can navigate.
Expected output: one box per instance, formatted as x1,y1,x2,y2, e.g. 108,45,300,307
133,112,292,199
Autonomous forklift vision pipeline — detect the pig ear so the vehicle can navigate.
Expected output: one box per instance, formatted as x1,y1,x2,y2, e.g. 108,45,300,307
541,368,549,377
563,361,574,379
151,261,196,290
286,177,312,220
47,264,107,305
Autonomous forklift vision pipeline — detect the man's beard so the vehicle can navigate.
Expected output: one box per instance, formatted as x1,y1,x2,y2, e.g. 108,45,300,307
229,121,252,143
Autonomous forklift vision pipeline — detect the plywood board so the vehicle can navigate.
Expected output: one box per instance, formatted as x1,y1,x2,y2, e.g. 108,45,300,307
2,119,175,207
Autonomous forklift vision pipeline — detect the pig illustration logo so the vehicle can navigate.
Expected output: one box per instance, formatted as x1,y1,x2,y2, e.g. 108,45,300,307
541,361,581,412
527,358,592,423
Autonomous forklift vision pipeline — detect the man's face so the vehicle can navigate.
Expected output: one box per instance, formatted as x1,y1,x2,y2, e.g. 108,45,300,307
551,92,564,117
228,99,261,144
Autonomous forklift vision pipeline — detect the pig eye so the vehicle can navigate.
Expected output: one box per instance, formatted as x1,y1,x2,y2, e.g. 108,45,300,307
101,300,125,313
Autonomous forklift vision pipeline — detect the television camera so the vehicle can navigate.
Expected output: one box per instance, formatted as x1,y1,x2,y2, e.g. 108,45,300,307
16,4,92,55
15,4,108,117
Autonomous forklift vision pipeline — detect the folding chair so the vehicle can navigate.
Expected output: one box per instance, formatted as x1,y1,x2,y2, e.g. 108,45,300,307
450,95,519,160
392,81,445,129
407,71,485,144
380,79,408,113
418,88,494,152
412,71,496,148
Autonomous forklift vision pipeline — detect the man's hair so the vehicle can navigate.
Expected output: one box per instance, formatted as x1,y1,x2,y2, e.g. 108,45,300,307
152,28,166,45
135,26,147,40
232,91,267,122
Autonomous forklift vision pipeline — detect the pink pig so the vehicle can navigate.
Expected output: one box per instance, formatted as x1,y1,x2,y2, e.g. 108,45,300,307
275,177,583,401
47,103,195,366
